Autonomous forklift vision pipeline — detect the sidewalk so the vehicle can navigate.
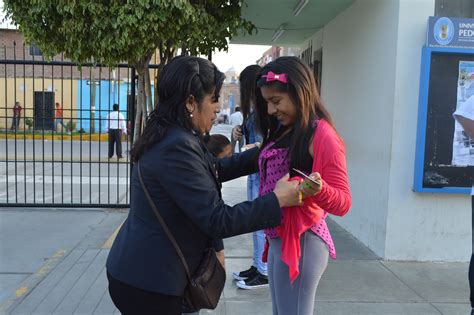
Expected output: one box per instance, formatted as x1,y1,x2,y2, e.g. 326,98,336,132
1,176,470,314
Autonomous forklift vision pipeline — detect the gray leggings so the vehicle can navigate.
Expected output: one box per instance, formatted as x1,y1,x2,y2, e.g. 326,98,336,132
268,231,329,315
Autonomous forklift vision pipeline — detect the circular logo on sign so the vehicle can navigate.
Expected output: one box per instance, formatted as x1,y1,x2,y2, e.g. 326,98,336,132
434,17,454,45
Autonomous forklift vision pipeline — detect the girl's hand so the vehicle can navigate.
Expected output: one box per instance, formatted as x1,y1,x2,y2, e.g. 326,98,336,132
299,172,323,198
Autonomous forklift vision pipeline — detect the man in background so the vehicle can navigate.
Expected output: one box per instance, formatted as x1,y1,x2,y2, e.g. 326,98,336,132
10,101,22,131
229,105,243,153
106,104,126,159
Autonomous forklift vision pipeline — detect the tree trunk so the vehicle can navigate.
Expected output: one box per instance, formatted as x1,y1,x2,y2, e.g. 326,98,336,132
154,42,176,110
144,68,153,112
133,74,146,142
132,52,153,142
181,42,187,56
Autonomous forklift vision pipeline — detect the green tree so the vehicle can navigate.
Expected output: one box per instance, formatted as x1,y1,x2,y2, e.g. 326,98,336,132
3,0,255,141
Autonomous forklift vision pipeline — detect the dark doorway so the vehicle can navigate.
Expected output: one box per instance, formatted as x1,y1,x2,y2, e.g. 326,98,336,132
34,91,55,130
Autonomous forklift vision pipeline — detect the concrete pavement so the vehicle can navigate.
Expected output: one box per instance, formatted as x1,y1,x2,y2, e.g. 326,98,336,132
0,176,471,314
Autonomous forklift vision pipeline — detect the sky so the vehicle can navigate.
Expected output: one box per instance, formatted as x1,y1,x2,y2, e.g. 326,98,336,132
211,44,270,74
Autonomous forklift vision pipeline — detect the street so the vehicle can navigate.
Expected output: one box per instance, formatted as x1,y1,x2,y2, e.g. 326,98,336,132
0,124,233,206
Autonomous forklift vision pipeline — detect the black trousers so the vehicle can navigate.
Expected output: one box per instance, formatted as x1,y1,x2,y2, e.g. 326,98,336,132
470,196,474,308
108,129,123,158
107,271,182,315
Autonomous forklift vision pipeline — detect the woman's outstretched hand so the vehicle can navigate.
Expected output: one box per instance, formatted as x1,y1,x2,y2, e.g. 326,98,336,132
273,174,303,208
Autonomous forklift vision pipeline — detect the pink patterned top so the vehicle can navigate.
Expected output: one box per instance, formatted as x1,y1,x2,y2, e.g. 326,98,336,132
259,142,337,259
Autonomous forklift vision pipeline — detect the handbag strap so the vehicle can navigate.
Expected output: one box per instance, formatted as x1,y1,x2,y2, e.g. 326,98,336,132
137,161,193,284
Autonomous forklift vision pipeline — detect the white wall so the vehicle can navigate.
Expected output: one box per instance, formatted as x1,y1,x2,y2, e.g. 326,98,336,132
301,0,472,261
316,0,401,257
385,0,471,262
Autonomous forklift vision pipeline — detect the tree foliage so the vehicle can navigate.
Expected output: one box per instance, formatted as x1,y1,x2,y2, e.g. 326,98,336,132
3,0,256,140
4,1,194,66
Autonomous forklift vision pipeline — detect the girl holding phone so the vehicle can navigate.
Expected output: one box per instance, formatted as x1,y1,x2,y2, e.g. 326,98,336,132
250,56,352,314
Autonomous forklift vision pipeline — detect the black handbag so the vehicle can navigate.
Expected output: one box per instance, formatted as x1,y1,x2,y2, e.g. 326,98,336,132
137,162,226,312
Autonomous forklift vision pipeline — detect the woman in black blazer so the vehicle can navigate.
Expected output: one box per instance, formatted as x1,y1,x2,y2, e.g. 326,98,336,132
106,56,302,314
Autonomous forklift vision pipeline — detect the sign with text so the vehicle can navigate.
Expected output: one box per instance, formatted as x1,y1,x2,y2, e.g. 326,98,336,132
427,16,474,49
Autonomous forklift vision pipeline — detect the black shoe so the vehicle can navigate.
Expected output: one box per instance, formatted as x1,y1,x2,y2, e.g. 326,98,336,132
236,271,269,290
232,266,257,281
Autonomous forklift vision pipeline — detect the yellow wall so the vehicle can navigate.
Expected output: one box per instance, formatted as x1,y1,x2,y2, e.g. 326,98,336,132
0,78,79,129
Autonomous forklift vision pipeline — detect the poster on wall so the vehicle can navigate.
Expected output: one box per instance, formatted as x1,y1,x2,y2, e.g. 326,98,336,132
452,61,474,166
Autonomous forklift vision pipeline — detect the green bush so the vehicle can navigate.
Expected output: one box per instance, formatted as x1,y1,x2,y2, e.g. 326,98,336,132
25,117,33,130
65,120,76,132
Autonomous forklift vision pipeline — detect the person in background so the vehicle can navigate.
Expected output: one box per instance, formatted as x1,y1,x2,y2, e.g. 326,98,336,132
105,104,126,159
10,101,22,131
231,65,270,290
204,134,232,158
106,56,303,314
453,105,474,315
250,56,351,314
229,105,243,153
54,102,67,132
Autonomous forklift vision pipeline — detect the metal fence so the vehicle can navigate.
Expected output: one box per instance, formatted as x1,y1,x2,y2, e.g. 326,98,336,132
0,43,158,208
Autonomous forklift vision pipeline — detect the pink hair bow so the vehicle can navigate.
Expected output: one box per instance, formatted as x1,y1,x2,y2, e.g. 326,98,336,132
262,71,288,84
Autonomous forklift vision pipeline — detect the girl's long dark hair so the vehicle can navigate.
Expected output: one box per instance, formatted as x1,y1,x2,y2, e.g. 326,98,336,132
255,56,334,171
239,64,261,123
131,56,225,162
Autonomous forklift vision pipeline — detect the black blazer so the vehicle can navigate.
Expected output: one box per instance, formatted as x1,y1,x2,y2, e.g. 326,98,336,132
106,126,281,296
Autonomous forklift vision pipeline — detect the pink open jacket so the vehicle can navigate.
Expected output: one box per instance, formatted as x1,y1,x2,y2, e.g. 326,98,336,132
263,119,351,283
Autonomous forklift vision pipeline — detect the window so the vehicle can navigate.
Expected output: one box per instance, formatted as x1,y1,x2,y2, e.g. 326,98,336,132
29,45,42,56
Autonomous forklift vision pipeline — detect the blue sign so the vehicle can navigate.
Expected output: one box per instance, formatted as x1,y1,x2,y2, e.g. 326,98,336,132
427,16,474,49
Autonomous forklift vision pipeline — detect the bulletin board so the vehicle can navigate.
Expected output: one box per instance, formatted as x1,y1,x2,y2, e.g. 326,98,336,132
413,46,474,194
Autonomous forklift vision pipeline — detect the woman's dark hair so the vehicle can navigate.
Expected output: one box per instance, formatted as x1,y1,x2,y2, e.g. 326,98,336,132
255,56,334,171
204,134,231,157
239,64,261,122
131,56,225,162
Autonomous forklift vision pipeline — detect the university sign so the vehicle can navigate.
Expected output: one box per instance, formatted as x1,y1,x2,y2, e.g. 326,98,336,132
427,16,474,49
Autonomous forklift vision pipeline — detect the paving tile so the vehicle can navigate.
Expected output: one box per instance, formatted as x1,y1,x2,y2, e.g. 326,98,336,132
223,258,271,302
54,249,109,314
35,249,100,313
315,302,441,315
0,274,29,304
382,261,469,303
12,249,85,314
73,263,109,314
327,218,379,260
93,289,117,314
433,303,471,315
226,301,273,315
224,234,252,258
316,260,425,302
